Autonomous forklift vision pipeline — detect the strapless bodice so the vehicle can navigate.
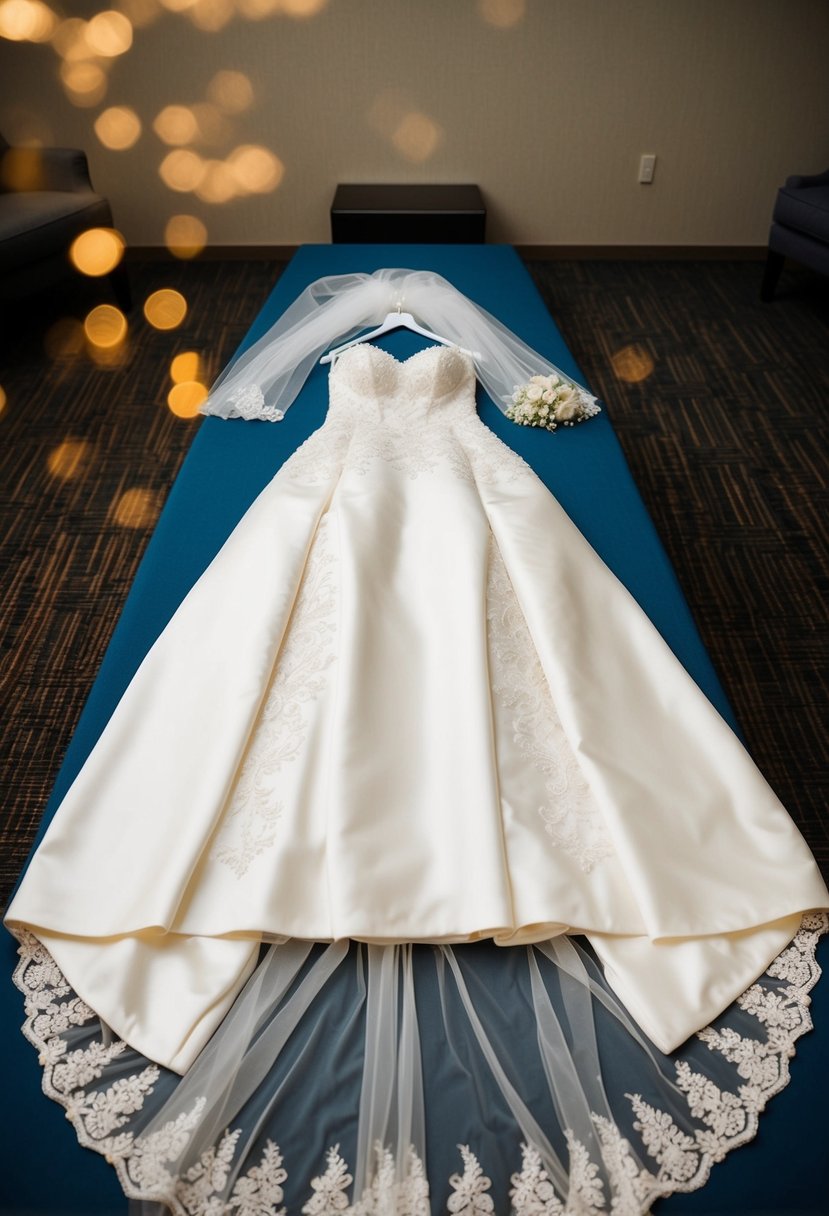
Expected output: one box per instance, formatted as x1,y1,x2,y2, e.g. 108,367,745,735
328,343,477,423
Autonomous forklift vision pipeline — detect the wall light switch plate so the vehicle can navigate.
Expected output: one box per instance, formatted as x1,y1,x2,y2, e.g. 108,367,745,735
639,154,656,184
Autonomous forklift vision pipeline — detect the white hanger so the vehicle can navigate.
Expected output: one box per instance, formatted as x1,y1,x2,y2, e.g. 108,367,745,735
319,299,480,364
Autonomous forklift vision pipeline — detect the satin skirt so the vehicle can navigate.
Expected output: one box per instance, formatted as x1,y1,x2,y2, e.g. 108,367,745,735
6,403,828,1212
6,409,828,1072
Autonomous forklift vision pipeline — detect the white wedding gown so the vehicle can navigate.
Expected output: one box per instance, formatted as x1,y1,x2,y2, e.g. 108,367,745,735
6,343,828,1215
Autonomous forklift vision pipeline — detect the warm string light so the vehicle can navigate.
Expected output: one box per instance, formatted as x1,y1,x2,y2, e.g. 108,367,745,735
69,227,126,277
111,487,163,528
610,345,655,383
94,105,142,150
368,89,444,165
47,439,93,481
207,69,254,114
164,214,207,258
167,351,208,417
0,0,57,41
60,60,108,107
85,9,133,56
478,0,525,30
168,380,208,417
84,303,128,347
144,288,188,330
170,350,201,382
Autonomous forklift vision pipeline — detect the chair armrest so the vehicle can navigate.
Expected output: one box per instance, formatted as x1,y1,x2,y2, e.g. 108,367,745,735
36,147,96,192
785,168,829,189
0,146,96,194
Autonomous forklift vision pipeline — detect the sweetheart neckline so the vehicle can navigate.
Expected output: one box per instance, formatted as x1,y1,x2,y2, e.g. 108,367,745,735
330,343,472,370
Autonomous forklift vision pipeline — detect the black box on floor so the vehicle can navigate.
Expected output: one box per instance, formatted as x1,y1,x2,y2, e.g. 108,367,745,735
331,184,486,243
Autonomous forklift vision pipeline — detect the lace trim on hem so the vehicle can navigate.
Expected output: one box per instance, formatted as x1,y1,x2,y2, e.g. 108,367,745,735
9,913,827,1216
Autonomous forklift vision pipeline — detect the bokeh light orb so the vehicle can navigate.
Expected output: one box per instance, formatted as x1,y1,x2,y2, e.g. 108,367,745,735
84,303,128,348
95,106,142,150
195,159,238,204
392,112,442,163
47,439,92,481
51,17,90,61
112,487,162,529
0,385,7,416
159,148,206,192
60,61,108,107
190,0,235,32
170,350,201,383
85,9,133,56
144,288,187,330
154,104,199,146
207,69,254,114
227,144,284,193
610,344,655,383
0,0,57,42
70,227,125,277
165,213,207,258
478,0,525,29
168,379,208,417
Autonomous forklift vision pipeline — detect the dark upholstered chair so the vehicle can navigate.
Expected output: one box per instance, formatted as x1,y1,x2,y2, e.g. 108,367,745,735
0,134,131,311
762,169,829,301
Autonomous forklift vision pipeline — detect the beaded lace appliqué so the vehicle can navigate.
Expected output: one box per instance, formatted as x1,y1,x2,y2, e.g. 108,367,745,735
278,345,532,487
210,513,338,877
225,385,285,423
486,536,614,873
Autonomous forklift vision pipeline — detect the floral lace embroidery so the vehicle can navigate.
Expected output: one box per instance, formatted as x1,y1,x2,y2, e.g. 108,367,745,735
228,1142,289,1215
279,416,356,485
509,1143,565,1214
302,1142,352,1213
447,1144,495,1213
563,1130,605,1214
486,535,614,872
210,512,338,877
456,414,531,485
277,346,531,487
9,914,827,1216
352,1144,430,1216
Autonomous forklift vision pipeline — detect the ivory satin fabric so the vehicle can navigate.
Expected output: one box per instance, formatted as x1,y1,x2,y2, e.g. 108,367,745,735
7,344,827,1073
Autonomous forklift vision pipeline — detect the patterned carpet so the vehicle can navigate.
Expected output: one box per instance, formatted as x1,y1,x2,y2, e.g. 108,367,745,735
0,255,827,906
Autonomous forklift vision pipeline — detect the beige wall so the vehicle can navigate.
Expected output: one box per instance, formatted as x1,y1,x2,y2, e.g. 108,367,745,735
1,0,827,249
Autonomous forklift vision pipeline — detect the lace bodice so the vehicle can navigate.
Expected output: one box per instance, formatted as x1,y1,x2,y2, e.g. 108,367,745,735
328,343,476,424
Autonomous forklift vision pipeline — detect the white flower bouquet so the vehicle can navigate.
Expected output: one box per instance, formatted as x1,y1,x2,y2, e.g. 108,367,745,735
506,375,601,432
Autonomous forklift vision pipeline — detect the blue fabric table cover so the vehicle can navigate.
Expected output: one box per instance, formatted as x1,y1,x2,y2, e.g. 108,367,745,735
2,244,825,1215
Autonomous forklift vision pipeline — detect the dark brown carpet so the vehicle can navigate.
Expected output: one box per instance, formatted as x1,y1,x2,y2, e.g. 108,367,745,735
0,256,827,907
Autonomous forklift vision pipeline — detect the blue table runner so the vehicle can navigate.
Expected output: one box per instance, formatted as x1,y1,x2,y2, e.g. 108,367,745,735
3,244,825,1215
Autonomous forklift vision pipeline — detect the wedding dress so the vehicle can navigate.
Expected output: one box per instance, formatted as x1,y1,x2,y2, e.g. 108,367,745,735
6,332,828,1215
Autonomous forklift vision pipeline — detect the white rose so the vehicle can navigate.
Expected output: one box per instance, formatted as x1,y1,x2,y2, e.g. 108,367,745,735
556,401,578,422
541,389,555,404
530,375,548,386
546,373,560,387
556,385,576,406
525,383,544,402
